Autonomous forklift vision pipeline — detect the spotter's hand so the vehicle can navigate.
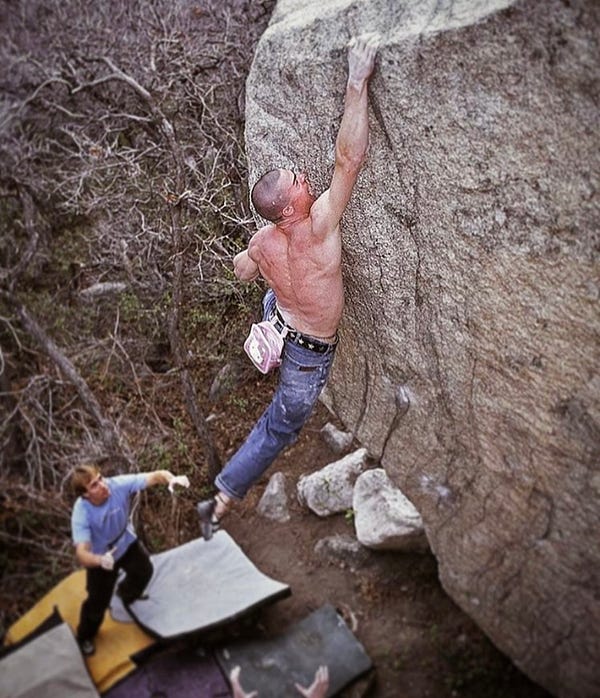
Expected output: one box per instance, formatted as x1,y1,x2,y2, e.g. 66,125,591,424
99,546,117,570
168,475,190,493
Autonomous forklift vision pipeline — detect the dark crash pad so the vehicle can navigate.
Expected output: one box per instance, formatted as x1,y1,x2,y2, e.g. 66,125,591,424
103,646,231,698
215,604,373,697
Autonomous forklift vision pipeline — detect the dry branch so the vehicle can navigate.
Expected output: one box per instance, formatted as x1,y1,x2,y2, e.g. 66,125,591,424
5,295,127,462
0,0,275,627
78,56,222,477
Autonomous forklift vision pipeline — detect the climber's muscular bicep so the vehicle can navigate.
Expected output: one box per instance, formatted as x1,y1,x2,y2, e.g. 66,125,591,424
233,248,259,281
233,227,271,282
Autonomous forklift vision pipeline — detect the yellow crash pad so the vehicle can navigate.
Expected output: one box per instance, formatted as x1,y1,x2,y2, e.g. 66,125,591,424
5,569,156,693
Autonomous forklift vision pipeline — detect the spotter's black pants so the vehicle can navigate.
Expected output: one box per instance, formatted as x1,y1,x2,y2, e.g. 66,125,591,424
77,539,152,643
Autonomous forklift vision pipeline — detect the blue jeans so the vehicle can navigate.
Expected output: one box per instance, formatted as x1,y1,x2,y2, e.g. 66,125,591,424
215,290,336,499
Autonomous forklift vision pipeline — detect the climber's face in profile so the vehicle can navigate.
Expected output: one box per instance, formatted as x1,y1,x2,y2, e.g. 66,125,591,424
279,168,316,217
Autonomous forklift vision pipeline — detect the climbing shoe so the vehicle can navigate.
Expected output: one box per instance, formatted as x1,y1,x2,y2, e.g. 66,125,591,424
197,498,220,541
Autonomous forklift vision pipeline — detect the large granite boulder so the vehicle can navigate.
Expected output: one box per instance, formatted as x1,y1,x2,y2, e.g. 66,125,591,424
244,1,599,697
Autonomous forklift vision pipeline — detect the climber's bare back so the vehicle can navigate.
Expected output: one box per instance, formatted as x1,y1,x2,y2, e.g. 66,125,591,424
248,212,343,340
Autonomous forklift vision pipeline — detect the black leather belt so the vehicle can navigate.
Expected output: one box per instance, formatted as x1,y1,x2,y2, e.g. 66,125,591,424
272,308,337,354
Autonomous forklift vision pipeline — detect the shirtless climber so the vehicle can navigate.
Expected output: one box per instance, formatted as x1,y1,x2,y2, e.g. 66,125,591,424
197,33,380,538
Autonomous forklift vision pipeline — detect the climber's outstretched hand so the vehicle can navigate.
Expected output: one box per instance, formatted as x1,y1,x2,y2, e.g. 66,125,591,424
347,32,380,85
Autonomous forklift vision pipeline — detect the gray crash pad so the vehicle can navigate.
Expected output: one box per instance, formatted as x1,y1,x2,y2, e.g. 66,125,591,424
110,532,290,639
0,620,100,698
216,604,373,697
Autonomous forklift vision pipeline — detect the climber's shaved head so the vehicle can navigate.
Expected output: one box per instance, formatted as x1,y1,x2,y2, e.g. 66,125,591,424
251,168,314,225
251,169,289,222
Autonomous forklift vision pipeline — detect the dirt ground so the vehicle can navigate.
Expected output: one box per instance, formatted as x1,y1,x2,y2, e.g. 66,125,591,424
211,396,552,698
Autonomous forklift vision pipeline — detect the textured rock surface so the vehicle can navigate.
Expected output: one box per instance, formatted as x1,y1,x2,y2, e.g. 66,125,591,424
314,533,372,571
257,471,291,522
320,421,354,454
297,448,367,516
353,468,428,551
245,1,600,696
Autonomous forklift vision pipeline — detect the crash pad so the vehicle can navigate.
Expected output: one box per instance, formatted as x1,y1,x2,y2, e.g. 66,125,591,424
103,646,231,698
0,618,100,698
216,604,373,697
111,532,290,640
4,568,156,693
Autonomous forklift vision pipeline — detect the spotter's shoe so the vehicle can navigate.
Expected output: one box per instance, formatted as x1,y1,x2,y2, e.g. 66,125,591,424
79,638,95,657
